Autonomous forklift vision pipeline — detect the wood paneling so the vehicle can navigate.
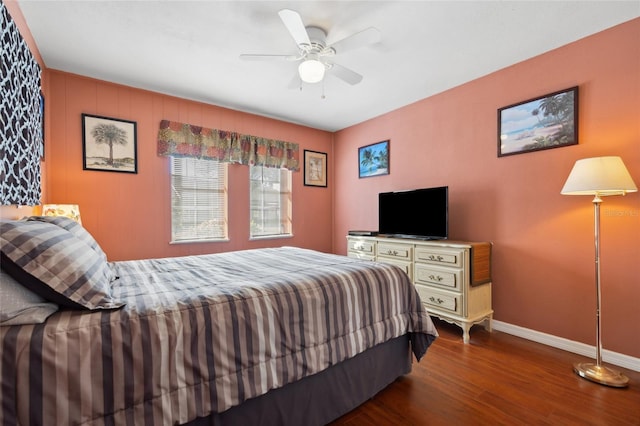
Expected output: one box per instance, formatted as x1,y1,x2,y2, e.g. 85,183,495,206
44,71,335,261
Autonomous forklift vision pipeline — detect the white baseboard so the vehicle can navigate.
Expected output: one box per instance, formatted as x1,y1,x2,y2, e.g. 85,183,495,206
492,320,640,373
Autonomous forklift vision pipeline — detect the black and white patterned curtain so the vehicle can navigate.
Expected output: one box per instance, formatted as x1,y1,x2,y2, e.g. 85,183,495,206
0,2,42,205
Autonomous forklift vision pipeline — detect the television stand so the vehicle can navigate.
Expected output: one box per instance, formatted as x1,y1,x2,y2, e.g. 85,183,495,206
346,235,493,343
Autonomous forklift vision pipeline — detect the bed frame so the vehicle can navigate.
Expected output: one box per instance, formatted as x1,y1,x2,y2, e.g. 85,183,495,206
186,335,411,426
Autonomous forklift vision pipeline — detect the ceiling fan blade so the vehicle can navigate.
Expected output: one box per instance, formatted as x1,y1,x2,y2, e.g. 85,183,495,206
239,54,299,61
278,9,311,48
329,27,381,54
328,63,363,85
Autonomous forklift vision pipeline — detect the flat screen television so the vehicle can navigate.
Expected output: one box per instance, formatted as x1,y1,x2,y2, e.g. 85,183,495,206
378,186,448,240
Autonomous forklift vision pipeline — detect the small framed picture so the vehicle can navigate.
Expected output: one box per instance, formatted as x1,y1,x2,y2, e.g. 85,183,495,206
82,113,137,173
358,140,389,178
304,149,327,187
498,86,578,157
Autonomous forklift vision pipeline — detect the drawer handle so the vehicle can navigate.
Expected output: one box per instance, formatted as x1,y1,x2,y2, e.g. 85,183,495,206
428,255,444,262
387,249,398,256
428,274,444,282
428,296,444,304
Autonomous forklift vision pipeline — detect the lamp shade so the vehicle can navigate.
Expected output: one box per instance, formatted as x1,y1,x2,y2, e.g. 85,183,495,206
561,156,637,196
41,204,82,224
298,57,325,83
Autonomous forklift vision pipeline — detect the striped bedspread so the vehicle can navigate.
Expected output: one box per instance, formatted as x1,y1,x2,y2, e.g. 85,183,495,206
0,247,437,426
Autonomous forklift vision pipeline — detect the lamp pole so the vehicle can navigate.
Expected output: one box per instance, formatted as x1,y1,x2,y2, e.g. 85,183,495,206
593,195,603,369
572,194,629,387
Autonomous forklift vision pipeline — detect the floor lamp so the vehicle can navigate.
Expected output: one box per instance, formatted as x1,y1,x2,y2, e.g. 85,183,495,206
561,156,637,388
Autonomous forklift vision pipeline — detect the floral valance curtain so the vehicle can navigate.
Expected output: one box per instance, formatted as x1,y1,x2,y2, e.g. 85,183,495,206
157,120,299,171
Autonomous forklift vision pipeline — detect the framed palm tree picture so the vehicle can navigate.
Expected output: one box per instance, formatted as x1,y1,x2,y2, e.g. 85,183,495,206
82,113,137,173
498,86,578,157
359,140,389,178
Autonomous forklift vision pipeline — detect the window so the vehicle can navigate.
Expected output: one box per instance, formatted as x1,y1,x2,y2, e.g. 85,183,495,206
170,157,227,242
250,165,292,238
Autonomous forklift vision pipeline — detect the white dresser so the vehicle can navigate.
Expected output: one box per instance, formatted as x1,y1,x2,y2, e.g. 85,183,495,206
347,235,493,343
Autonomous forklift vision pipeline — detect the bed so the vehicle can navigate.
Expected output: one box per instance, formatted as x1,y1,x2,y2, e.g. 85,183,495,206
0,216,438,426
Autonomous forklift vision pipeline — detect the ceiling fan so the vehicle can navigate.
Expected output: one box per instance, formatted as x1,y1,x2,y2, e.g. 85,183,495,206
240,9,381,86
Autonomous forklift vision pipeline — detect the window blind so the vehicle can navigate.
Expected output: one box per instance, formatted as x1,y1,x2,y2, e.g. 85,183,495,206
171,157,227,242
250,166,292,238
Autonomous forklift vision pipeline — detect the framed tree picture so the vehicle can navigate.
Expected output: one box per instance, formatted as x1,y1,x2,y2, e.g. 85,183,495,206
82,113,137,173
498,86,578,157
358,140,389,178
303,149,327,187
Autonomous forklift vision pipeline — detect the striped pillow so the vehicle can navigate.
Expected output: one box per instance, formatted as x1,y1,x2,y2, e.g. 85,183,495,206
0,220,123,310
27,215,108,261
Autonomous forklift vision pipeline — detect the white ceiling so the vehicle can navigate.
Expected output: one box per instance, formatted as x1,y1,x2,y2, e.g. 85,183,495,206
17,1,640,132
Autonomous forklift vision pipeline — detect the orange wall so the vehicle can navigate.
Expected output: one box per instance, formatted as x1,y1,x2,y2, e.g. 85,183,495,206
44,71,334,260
6,2,639,359
333,19,640,358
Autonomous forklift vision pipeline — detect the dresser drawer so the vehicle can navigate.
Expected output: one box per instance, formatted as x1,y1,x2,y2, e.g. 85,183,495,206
377,242,412,261
347,252,375,261
377,257,413,280
348,239,375,255
415,285,462,315
414,264,462,291
415,246,464,268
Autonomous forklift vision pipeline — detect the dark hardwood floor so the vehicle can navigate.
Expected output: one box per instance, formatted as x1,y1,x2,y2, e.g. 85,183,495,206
331,319,640,425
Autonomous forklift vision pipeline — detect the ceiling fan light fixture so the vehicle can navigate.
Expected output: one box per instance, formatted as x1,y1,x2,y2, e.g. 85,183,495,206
298,58,325,83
